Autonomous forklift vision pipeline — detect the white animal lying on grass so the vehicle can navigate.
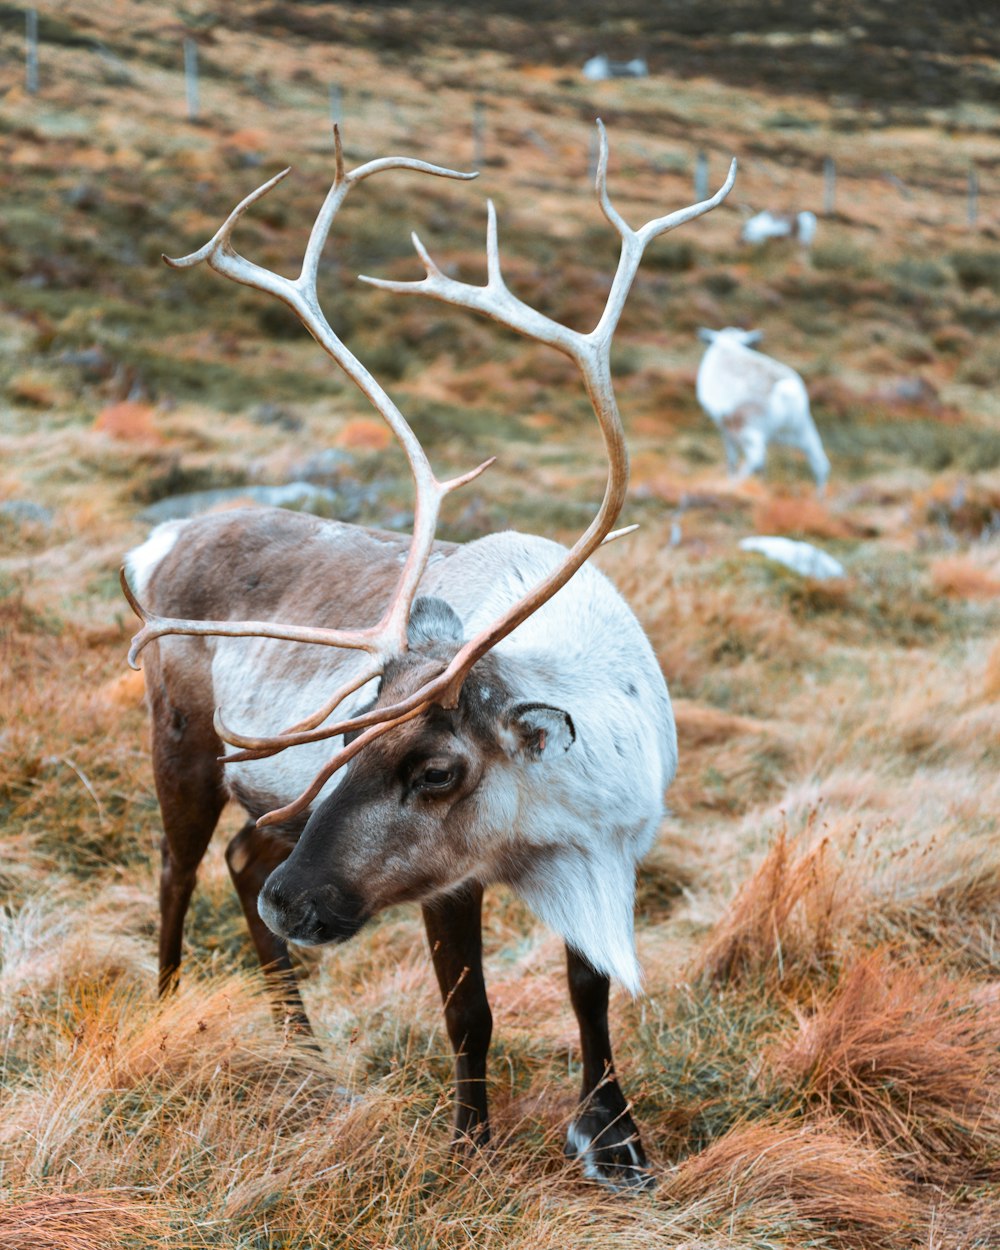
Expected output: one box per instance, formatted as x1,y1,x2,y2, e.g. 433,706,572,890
739,536,845,580
696,326,830,492
741,209,817,248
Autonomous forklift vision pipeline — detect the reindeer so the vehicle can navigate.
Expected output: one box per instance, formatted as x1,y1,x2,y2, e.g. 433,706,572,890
122,124,735,1189
740,208,817,249
696,326,830,492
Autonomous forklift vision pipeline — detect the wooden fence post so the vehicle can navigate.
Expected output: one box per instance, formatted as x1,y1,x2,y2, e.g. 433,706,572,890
587,128,599,183
694,150,708,201
472,99,486,167
823,156,836,216
25,8,39,95
968,167,979,230
184,37,199,122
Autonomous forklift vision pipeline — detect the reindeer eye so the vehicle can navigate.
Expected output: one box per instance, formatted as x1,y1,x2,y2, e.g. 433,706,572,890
420,767,454,790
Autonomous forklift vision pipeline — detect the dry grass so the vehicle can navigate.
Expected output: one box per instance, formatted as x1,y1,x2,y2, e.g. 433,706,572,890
692,824,858,990
0,1191,175,1250
663,1121,917,1248
3,2,1000,1246
774,952,1000,1184
930,555,1000,600
752,494,856,541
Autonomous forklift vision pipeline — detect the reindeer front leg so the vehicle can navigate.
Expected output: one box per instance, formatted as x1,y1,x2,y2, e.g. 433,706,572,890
423,883,493,1147
565,946,652,1190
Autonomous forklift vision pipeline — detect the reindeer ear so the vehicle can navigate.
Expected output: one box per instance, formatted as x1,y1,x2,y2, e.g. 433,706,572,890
407,597,464,650
500,702,575,762
697,327,717,344
743,329,764,345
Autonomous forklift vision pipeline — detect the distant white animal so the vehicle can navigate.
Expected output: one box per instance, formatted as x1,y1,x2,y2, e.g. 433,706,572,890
739,536,845,580
582,55,648,81
696,327,830,491
741,210,817,248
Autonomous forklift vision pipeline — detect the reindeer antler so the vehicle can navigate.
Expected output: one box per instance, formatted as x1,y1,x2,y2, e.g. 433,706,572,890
124,129,490,736
123,124,735,827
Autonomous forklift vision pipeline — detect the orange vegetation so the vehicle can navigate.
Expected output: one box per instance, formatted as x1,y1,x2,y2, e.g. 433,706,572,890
93,402,162,444
664,1121,916,1249
752,493,855,540
774,951,1000,1184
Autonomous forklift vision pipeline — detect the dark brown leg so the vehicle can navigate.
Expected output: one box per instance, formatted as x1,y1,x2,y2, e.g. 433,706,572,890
154,768,225,996
147,660,229,997
422,882,492,1147
564,946,652,1190
225,819,312,1034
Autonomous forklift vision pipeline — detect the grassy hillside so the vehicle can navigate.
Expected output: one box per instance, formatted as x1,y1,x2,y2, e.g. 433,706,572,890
2,3,1000,1246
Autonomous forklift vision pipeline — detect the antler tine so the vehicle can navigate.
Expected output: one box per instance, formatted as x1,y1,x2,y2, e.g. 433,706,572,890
356,121,737,711
215,658,384,752
122,567,385,671
162,166,293,271
129,135,490,734
254,704,430,828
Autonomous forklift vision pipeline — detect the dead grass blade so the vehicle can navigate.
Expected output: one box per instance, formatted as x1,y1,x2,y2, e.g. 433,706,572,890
773,950,1000,1184
0,1190,177,1250
693,824,857,990
663,1120,917,1248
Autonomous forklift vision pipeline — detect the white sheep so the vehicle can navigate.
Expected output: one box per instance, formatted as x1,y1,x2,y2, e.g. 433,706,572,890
696,327,830,491
741,209,817,248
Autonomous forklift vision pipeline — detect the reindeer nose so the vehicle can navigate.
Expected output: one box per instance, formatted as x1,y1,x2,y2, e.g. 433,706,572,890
258,867,367,946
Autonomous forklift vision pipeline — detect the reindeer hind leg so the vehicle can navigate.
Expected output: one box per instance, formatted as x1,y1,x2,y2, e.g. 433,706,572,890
154,741,226,997
147,654,229,996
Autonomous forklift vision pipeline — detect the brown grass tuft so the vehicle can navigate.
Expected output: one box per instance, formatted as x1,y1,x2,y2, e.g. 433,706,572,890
930,556,1000,600
752,494,854,540
693,825,856,989
0,1191,172,1250
93,402,162,444
774,951,1000,1183
663,1121,916,1248
984,638,1000,701
335,417,393,451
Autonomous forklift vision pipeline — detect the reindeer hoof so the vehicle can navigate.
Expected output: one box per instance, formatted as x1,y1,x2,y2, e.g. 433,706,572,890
565,1111,655,1193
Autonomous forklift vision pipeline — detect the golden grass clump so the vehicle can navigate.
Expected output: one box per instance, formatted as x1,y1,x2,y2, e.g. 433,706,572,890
0,1191,172,1250
867,830,1000,973
663,1121,916,1249
668,700,799,817
752,493,854,540
774,951,1000,1183
930,555,1000,600
984,637,1000,700
693,826,857,989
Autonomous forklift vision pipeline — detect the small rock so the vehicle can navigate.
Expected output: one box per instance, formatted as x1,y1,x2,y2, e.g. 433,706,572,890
739,535,846,580
292,447,355,484
250,403,303,432
63,182,103,211
876,376,939,407
139,481,341,524
59,345,114,380
0,500,54,528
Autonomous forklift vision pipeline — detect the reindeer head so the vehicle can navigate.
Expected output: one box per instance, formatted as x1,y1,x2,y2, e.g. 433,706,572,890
258,597,577,944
